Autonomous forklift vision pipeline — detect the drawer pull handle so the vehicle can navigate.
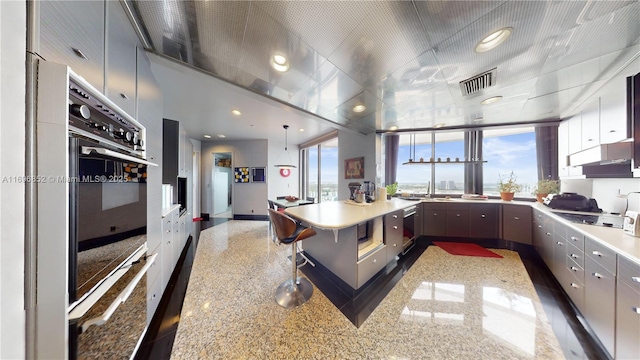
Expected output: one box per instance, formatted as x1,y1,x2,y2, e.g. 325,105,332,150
570,254,579,259
592,272,602,279
373,259,377,263
570,283,580,288
393,244,397,247
456,214,461,217
538,225,542,228
393,226,398,230
632,276,640,283
556,241,563,246
633,307,640,314
546,232,551,236
393,215,398,219
433,213,438,216
592,251,602,257
514,216,520,220
481,214,486,218
570,236,579,241
570,266,579,272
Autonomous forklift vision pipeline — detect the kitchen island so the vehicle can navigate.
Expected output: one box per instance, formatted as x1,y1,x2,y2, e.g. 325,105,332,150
285,198,418,290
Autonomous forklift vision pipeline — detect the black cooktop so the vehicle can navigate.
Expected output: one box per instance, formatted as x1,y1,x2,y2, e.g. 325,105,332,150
553,212,624,229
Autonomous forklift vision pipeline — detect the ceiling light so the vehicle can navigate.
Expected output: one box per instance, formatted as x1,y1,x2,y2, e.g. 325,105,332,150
203,134,212,139
475,28,512,53
299,128,304,132
231,109,241,116
352,104,366,113
481,96,503,105
217,134,226,138
275,125,296,169
389,126,398,131
271,53,290,72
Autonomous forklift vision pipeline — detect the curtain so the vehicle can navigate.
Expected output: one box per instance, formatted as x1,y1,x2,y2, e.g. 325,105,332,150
385,134,399,185
535,126,558,180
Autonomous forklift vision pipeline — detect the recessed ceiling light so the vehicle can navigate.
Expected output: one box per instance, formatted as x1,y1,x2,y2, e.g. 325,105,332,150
298,128,304,132
203,134,212,139
352,104,366,113
217,134,226,138
231,109,241,116
481,96,503,105
271,53,290,72
434,123,446,128
389,126,398,131
475,27,512,53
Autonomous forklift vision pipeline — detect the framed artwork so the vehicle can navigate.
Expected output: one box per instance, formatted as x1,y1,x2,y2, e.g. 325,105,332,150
251,167,266,183
234,167,250,183
344,157,364,179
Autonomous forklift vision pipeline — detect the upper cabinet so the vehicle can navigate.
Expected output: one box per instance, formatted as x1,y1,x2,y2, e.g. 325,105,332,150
599,75,631,144
39,1,105,91
580,97,600,150
106,1,140,116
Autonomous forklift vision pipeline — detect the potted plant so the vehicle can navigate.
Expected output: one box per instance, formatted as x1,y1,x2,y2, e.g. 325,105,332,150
497,171,522,201
533,179,559,202
385,182,398,200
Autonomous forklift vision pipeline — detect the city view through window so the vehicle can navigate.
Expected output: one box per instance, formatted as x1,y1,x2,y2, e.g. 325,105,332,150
394,128,538,198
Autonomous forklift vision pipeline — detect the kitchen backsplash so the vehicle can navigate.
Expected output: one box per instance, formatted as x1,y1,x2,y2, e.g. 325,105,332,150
562,178,640,214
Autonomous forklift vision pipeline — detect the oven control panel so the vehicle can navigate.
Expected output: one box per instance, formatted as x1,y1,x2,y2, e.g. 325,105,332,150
68,80,144,154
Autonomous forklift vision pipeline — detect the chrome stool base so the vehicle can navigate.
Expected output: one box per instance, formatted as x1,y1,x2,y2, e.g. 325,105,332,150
275,277,313,308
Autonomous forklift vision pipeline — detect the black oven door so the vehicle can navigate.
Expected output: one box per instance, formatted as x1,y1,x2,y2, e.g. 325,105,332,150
68,137,156,360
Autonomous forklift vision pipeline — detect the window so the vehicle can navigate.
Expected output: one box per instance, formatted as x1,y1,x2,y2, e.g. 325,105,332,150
302,136,338,202
482,128,538,198
390,126,539,198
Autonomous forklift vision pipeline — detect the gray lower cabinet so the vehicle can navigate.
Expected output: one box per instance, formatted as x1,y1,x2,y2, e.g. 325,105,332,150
583,237,617,358
422,203,447,236
468,203,498,238
616,256,640,359
502,204,532,244
357,247,387,288
446,203,469,237
385,210,403,263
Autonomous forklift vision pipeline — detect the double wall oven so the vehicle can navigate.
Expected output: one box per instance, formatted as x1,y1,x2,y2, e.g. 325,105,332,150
37,61,157,359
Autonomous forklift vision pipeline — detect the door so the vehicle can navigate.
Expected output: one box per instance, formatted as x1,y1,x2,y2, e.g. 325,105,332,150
213,152,232,217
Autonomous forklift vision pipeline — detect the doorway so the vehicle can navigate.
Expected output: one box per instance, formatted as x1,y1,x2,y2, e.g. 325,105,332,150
213,152,233,219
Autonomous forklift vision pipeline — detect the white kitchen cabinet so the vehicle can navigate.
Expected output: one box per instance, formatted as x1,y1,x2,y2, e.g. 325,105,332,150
581,97,600,150
105,0,139,116
567,114,582,155
161,207,178,289
599,75,631,144
39,0,105,91
558,120,570,178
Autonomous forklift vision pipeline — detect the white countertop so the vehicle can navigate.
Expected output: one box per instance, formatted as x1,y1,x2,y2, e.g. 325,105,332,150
284,198,418,229
285,197,640,265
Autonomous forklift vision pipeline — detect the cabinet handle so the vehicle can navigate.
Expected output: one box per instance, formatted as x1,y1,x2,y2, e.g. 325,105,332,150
592,251,602,257
166,230,171,233
167,240,171,244
433,213,438,216
546,232,551,236
538,225,542,228
456,214,461,217
570,253,579,259
481,214,486,218
570,283,580,288
514,216,520,220
570,266,579,272
373,259,377,263
393,244,397,247
609,130,616,133
570,236,579,241
393,226,398,230
592,272,602,279
556,241,563,246
587,138,594,142
633,307,640,314
630,276,640,283
393,215,398,219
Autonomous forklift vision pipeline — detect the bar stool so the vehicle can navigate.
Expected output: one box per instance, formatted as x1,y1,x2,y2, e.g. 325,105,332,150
267,208,316,308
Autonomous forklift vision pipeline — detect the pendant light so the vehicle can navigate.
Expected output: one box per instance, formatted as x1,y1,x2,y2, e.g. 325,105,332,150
274,125,297,169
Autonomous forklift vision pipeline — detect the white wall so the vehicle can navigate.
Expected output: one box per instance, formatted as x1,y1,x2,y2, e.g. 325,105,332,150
268,139,300,199
337,131,379,201
201,140,271,217
0,1,26,358
561,178,640,214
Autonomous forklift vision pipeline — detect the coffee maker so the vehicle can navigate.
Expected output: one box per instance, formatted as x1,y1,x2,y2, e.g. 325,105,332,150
348,182,361,200
362,181,376,202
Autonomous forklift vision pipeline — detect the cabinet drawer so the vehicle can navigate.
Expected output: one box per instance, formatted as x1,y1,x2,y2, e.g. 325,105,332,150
566,228,584,251
503,209,532,245
562,270,585,311
566,255,585,280
618,255,640,291
566,242,584,269
357,246,386,288
585,237,616,275
553,220,567,239
584,256,616,357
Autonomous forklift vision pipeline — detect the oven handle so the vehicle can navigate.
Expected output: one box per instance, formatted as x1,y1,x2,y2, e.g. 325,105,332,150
79,252,158,333
81,146,158,167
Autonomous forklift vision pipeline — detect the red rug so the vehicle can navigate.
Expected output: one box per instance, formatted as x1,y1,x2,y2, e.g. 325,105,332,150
432,241,503,258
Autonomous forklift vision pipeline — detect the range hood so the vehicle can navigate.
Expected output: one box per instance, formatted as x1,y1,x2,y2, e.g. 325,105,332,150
569,141,633,166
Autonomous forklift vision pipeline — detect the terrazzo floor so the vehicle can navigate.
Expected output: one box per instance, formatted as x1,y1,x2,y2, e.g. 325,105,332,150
170,220,567,359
